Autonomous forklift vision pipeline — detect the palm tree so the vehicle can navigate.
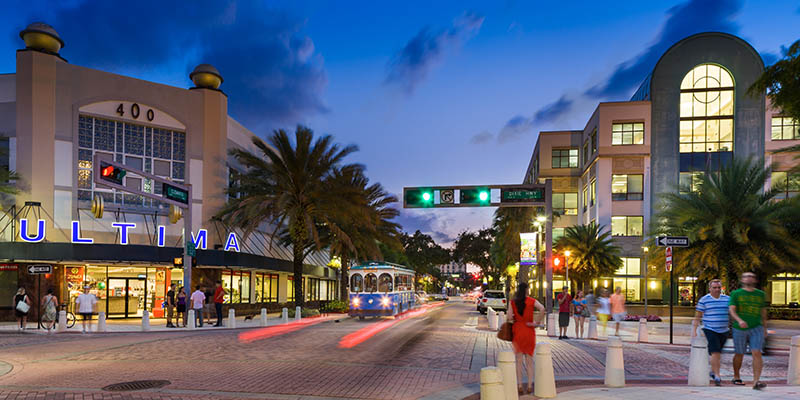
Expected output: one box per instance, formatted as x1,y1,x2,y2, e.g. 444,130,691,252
554,222,623,290
651,158,800,289
216,126,361,307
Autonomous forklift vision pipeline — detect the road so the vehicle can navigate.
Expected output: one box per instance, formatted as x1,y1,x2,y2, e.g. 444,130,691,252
0,300,793,399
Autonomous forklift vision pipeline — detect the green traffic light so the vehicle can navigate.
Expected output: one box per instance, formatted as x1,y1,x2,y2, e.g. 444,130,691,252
422,192,431,202
479,191,488,201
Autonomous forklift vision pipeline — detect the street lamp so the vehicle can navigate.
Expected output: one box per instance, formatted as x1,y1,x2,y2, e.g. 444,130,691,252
643,245,649,315
564,250,571,291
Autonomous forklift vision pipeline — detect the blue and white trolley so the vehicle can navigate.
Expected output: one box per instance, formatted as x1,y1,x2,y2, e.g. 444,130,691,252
349,262,416,319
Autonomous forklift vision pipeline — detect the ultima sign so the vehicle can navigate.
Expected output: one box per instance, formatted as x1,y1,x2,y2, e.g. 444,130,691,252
17,219,241,252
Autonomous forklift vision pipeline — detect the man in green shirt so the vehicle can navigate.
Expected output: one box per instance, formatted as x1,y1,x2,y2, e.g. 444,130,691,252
728,272,767,390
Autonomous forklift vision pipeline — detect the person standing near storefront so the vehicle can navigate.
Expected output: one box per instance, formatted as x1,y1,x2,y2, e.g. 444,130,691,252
13,287,32,332
166,283,176,328
610,287,626,337
190,286,206,327
729,272,768,390
556,287,572,339
176,287,187,328
41,288,59,333
214,280,226,327
75,285,97,334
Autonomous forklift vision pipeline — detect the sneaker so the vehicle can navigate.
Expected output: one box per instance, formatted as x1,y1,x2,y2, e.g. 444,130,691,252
753,381,766,390
714,377,721,386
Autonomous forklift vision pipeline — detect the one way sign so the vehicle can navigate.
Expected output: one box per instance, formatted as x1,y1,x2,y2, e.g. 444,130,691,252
656,236,689,247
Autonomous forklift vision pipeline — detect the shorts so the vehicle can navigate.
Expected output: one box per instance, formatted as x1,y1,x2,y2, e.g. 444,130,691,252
598,313,609,324
558,312,570,327
702,328,728,354
612,313,626,322
80,313,93,320
733,327,765,354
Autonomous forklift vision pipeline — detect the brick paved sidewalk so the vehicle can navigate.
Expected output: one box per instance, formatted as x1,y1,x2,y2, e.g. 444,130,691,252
532,385,800,400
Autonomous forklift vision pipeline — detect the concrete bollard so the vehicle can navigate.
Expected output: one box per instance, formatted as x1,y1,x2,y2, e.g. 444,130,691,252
587,315,598,339
97,312,107,332
604,336,625,387
141,312,150,332
487,307,497,330
260,308,268,327
497,311,506,329
637,318,648,343
497,351,518,400
547,313,556,337
295,306,302,322
282,308,289,324
57,310,67,332
534,342,557,398
227,308,236,328
479,366,505,400
688,335,710,386
789,335,800,385
187,309,196,330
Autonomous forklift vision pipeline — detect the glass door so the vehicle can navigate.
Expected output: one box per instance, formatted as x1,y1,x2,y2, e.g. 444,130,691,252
107,278,146,318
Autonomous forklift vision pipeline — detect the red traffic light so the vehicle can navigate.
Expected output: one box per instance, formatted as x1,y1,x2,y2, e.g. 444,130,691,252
101,165,115,177
99,162,126,185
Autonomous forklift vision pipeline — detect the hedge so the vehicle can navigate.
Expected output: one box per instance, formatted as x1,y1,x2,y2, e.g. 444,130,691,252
768,307,800,320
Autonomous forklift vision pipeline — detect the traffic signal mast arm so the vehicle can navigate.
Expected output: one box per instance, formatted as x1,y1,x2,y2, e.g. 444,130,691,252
403,184,546,208
92,154,191,209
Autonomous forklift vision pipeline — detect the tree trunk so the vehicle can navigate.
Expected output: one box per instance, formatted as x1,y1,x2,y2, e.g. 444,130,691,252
339,254,351,301
293,244,305,308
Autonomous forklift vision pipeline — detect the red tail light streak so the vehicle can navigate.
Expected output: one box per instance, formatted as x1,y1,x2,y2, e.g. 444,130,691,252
338,303,442,349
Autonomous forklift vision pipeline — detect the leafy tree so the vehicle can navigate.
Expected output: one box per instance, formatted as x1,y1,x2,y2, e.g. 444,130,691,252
216,126,361,307
453,228,502,288
554,222,622,290
401,231,450,285
491,207,538,281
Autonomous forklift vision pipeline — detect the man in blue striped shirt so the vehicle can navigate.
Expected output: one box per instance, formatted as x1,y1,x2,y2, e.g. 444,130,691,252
692,279,729,386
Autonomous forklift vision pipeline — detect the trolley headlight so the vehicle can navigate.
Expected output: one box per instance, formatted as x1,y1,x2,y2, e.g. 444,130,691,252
352,298,360,307
381,297,391,307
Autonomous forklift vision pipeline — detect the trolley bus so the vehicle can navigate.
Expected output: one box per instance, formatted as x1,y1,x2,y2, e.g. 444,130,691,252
349,262,416,318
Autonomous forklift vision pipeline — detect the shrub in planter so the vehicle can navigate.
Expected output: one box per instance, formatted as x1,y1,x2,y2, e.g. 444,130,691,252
769,307,800,320
623,314,662,322
287,308,321,318
322,300,349,313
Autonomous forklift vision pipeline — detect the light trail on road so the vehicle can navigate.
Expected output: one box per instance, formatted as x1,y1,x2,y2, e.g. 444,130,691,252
238,315,339,343
338,303,444,348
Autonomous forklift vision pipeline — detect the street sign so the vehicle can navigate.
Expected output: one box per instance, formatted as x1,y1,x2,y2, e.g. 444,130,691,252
656,236,689,247
665,246,672,272
163,183,189,205
501,187,544,203
440,189,454,204
186,240,196,257
27,264,52,274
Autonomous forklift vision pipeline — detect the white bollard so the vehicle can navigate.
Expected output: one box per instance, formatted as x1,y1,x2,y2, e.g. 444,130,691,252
479,366,505,400
789,335,800,385
604,336,625,387
637,318,648,343
534,342,557,398
227,308,236,328
487,307,496,330
587,315,598,339
97,312,107,333
547,313,557,337
497,351,518,400
57,310,67,332
187,309,196,330
497,311,506,329
141,312,150,332
295,306,302,322
688,335,710,386
260,308,268,327
282,307,289,324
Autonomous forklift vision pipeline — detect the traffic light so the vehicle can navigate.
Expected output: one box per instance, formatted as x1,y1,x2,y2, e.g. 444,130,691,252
404,188,434,208
99,162,127,185
460,188,490,206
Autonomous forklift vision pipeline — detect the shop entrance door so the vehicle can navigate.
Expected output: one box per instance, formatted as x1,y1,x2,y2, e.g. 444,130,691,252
107,278,146,318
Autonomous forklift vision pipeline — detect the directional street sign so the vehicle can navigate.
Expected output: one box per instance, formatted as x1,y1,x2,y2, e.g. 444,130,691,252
440,189,454,204
27,264,52,274
656,236,689,247
665,246,673,272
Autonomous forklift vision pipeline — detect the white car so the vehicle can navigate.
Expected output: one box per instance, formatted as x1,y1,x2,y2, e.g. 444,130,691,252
477,290,507,314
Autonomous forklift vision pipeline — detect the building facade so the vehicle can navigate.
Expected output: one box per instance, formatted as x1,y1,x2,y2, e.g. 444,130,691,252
0,23,339,322
524,32,800,305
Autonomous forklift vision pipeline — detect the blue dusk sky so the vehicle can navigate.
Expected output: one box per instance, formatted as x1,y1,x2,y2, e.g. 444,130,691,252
3,0,799,246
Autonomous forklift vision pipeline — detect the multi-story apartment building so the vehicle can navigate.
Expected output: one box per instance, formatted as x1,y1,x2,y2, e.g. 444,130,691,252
437,261,467,279
524,32,800,305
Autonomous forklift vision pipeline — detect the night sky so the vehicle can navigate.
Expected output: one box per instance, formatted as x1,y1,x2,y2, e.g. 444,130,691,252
3,0,799,246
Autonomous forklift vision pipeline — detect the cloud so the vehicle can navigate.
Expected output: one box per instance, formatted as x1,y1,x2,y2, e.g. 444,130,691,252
394,209,457,245
470,130,494,144
16,1,328,132
585,0,742,99
385,11,484,94
492,95,574,144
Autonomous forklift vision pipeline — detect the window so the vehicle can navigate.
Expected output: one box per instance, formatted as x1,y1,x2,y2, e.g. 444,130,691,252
590,179,596,206
223,270,251,303
552,148,578,168
365,273,378,292
679,171,704,193
583,142,589,165
591,128,597,153
254,273,278,302
611,216,643,236
679,64,734,153
772,117,800,141
612,122,644,145
287,276,295,301
553,228,565,241
615,258,641,275
582,185,588,211
611,175,643,200
552,192,578,215
378,273,393,292
612,277,641,302
307,278,320,301
772,172,800,199
350,274,363,293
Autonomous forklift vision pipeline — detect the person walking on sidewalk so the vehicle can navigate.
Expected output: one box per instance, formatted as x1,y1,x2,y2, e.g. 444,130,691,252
729,272,768,390
508,282,545,395
572,290,588,339
557,287,572,339
41,288,59,333
13,287,32,332
213,280,226,327
191,286,206,327
691,279,729,386
75,285,97,334
610,287,626,336
597,288,611,336
176,287,187,327
166,283,176,328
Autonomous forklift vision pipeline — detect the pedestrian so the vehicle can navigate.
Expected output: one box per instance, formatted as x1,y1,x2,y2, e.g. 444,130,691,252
729,272,768,390
13,287,32,332
165,283,176,328
191,285,206,327
597,288,611,336
556,286,572,339
572,290,588,339
213,280,226,327
204,287,214,325
176,286,187,327
507,282,545,395
41,288,59,333
691,279,729,386
610,286,626,336
75,285,97,333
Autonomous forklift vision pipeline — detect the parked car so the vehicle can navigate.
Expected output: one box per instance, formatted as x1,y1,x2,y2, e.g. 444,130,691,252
477,290,507,314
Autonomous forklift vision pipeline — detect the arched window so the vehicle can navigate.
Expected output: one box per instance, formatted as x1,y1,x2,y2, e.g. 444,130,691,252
350,274,363,293
379,273,393,292
365,273,378,292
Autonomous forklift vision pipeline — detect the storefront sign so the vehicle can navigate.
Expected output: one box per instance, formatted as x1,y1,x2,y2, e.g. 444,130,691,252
0,264,18,271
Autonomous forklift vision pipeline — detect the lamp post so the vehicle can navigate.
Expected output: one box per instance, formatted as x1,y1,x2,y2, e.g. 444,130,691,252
564,250,571,292
534,220,543,301
643,246,649,316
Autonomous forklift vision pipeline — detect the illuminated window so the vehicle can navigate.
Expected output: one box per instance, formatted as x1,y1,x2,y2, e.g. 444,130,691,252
611,175,643,200
552,192,578,215
350,274,363,293
378,273,393,292
615,258,641,275
590,179,596,206
287,276,294,301
679,172,704,193
552,148,578,168
582,185,588,212
612,122,644,145
772,117,800,141
679,64,734,153
772,172,800,199
611,216,643,236
365,273,378,292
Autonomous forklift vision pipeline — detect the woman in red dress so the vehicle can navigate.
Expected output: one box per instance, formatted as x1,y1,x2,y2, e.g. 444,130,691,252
508,282,545,394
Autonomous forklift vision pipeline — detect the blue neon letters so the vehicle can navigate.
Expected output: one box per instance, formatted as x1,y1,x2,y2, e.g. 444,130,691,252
19,219,45,242
224,232,240,252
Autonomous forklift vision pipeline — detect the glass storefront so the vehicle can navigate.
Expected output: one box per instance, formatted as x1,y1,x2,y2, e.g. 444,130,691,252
771,273,800,305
